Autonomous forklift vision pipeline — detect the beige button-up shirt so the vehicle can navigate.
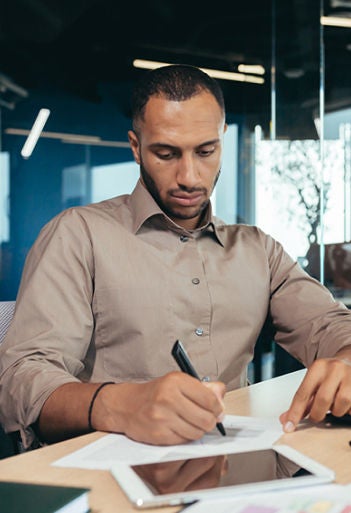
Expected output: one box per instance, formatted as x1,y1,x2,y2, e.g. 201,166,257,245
1,180,351,446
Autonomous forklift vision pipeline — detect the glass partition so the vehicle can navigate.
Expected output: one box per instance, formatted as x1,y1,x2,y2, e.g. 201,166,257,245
250,2,322,379
319,0,351,305
252,1,351,379
254,2,321,264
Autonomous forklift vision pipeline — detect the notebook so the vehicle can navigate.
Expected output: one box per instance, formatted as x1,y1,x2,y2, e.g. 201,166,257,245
0,481,90,513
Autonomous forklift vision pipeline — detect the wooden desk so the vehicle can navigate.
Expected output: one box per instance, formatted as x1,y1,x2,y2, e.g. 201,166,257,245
0,370,350,513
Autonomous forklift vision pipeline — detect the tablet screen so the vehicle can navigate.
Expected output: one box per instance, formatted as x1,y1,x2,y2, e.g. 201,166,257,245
131,449,311,496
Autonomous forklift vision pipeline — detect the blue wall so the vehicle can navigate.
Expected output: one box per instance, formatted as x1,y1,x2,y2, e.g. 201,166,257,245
1,82,135,299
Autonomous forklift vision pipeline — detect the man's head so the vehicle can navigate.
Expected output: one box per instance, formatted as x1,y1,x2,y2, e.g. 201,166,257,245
128,65,227,230
131,64,225,134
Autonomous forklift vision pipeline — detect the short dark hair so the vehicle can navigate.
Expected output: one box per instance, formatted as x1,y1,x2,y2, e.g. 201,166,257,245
131,64,225,131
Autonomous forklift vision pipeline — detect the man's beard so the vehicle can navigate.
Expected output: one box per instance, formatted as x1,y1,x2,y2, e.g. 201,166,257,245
140,159,221,223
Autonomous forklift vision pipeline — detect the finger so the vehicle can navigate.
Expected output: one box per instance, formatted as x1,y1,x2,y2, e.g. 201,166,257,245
281,369,322,432
329,357,351,416
204,381,226,406
279,396,313,427
134,408,206,445
308,358,351,420
330,380,351,417
203,381,226,421
180,377,225,418
307,377,340,422
171,393,222,439
167,378,226,439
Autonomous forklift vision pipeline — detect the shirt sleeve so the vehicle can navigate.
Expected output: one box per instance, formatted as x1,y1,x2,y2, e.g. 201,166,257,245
264,232,351,365
0,208,95,448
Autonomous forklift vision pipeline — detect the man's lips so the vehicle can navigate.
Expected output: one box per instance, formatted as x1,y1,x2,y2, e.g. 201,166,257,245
170,191,205,206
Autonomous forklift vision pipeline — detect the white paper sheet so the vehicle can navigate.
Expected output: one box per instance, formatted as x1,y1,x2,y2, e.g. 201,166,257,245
52,415,283,470
183,483,351,513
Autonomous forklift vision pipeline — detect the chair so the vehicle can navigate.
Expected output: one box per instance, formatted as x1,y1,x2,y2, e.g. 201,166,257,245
0,300,16,345
252,312,304,382
0,300,17,458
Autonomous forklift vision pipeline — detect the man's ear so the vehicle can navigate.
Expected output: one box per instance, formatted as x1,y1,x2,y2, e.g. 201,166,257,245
128,130,141,164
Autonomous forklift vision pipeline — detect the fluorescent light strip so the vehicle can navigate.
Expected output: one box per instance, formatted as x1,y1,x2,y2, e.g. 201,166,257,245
21,108,51,158
321,15,351,27
8,128,100,142
6,128,130,148
61,138,130,147
133,59,265,84
238,64,265,75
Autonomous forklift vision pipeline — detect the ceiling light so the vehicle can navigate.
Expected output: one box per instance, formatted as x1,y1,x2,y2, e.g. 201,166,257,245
133,59,265,84
331,0,351,7
283,68,305,79
321,15,351,27
0,72,29,110
21,109,50,158
237,64,265,75
0,73,28,98
6,128,130,148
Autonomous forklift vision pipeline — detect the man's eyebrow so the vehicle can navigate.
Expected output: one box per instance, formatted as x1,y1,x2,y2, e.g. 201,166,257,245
197,138,220,147
148,142,178,150
148,139,220,150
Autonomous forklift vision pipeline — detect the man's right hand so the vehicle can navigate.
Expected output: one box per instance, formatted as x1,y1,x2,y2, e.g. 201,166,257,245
91,371,226,445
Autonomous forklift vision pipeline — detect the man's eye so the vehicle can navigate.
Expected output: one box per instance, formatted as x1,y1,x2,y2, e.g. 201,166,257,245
157,152,175,160
198,148,215,157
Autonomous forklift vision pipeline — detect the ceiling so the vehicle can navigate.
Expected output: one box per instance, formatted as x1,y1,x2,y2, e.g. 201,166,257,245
0,0,351,137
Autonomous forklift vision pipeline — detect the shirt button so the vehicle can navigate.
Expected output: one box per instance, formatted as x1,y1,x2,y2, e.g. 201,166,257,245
192,278,200,285
180,235,189,242
195,327,203,336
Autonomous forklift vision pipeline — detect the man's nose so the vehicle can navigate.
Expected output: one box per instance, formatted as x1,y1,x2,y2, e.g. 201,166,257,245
176,154,200,188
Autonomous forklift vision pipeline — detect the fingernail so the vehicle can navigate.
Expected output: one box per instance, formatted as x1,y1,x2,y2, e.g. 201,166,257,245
284,421,295,433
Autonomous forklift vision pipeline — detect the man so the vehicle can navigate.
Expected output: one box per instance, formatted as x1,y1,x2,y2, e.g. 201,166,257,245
1,64,351,450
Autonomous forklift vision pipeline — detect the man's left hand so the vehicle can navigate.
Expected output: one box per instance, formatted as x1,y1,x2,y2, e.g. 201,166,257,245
280,350,351,432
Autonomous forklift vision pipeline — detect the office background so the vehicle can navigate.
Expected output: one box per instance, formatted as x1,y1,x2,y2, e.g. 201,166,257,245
1,0,351,379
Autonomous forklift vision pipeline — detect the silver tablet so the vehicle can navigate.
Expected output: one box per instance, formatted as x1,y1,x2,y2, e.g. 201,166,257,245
110,445,335,509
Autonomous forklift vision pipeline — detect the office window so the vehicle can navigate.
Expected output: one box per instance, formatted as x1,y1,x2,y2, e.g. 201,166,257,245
255,138,344,263
91,162,139,203
212,124,238,224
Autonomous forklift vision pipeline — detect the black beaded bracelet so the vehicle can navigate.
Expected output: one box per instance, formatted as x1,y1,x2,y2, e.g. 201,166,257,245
88,381,114,431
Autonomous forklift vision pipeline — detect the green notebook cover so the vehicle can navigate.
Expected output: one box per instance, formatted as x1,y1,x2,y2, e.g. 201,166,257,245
0,481,90,513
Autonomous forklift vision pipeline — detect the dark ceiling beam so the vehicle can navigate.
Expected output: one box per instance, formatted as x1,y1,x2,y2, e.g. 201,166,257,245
5,0,99,42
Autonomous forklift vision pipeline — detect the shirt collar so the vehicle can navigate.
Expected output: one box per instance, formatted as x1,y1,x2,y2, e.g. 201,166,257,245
128,179,225,247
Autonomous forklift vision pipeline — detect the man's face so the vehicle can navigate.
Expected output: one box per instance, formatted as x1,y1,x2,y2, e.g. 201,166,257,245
128,91,227,230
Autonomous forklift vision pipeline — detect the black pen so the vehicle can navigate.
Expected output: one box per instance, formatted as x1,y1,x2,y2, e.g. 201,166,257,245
171,340,226,436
